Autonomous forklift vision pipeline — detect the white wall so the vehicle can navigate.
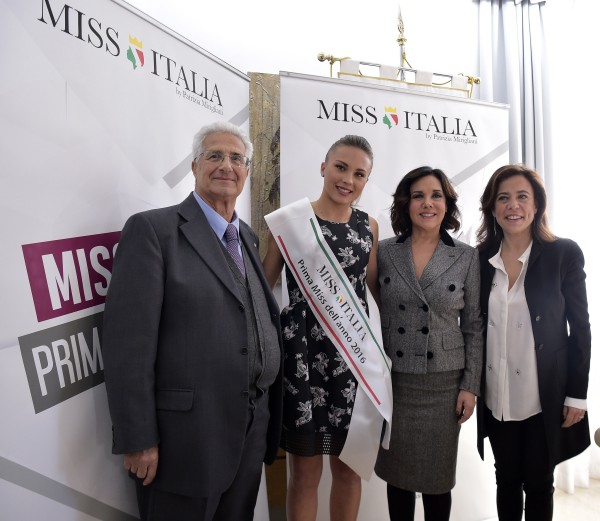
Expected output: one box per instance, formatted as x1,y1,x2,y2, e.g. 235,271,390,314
125,0,480,85
545,0,600,486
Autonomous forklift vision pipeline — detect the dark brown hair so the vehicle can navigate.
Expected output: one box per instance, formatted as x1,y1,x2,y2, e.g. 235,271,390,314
476,164,555,251
390,166,460,236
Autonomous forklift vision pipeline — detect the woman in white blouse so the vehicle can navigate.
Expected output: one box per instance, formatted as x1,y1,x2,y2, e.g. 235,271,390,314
475,165,591,521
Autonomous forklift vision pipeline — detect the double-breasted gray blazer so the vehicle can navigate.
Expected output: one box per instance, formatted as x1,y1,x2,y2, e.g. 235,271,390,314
378,230,483,394
102,193,283,499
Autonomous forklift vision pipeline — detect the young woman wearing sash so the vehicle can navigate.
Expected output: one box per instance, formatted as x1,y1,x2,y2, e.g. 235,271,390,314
263,135,379,521
374,167,483,521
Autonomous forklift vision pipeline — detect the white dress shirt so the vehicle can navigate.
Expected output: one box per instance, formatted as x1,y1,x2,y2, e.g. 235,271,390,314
485,242,586,421
485,242,542,421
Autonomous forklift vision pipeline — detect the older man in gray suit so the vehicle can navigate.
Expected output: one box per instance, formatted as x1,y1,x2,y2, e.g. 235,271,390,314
102,122,282,521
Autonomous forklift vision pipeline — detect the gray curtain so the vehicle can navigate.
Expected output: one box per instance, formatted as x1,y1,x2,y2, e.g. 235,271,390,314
478,0,553,208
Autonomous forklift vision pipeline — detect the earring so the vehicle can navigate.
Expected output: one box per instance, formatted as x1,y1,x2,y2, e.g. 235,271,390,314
493,218,497,235
321,172,324,177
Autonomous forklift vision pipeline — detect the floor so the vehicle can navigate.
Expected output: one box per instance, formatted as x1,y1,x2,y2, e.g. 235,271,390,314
484,479,600,521
267,479,600,520
548,478,600,521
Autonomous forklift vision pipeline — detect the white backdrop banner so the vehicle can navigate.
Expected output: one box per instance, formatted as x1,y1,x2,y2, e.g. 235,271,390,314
279,72,509,521
280,72,509,243
0,0,250,519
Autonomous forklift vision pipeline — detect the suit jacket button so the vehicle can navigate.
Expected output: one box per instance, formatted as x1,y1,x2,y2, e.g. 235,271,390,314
384,277,391,284
422,304,429,312
448,284,456,292
396,350,403,357
397,327,405,334
239,304,245,311
399,304,406,311
427,351,433,359
537,344,544,350
241,348,248,355
421,326,429,334
535,315,541,322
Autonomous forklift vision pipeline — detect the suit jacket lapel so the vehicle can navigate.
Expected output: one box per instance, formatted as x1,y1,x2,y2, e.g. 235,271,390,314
239,223,280,316
387,238,426,302
178,194,243,304
239,223,261,274
389,233,464,297
479,246,497,314
419,241,464,291
527,239,544,269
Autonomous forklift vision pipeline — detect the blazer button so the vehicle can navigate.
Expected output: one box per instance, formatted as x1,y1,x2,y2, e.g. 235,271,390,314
399,304,406,311
427,351,433,359
239,304,245,311
241,348,248,355
421,304,429,312
396,350,403,357
448,284,456,292
536,343,544,351
420,326,429,334
535,315,541,322
384,277,391,284
397,327,406,334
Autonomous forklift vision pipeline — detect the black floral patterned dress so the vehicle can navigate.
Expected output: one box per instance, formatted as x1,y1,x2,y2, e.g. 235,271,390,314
280,208,373,456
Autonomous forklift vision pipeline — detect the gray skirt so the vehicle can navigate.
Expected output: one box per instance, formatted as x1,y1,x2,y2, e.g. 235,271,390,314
375,370,462,494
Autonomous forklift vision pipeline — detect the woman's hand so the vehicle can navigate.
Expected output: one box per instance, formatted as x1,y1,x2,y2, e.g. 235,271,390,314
561,406,586,428
456,390,477,425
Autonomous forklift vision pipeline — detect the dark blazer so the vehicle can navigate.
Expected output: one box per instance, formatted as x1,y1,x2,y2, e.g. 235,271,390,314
477,237,591,466
102,193,283,498
378,230,483,394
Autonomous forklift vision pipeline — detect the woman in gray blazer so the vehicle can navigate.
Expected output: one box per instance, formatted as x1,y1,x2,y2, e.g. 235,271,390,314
476,165,591,521
374,166,483,521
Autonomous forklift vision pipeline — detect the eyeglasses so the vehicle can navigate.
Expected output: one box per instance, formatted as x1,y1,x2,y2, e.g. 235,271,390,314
198,150,250,168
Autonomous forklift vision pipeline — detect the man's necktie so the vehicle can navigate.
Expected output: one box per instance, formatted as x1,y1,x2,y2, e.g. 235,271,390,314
224,223,246,277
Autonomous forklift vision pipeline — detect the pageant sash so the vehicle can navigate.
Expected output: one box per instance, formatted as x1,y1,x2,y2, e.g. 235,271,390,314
265,198,392,480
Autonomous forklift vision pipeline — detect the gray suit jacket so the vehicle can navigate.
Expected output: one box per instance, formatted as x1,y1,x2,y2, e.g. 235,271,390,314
378,230,483,394
102,193,283,498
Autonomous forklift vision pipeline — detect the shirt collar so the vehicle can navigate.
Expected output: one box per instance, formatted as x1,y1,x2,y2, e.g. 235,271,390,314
192,191,240,239
489,240,533,269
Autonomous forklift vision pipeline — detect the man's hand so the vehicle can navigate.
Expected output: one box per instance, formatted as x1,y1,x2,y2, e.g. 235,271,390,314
123,446,159,486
